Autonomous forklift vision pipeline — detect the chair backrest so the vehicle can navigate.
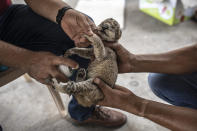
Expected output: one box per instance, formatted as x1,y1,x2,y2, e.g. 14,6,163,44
0,68,25,87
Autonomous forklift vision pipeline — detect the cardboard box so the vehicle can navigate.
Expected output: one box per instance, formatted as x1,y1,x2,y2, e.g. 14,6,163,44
139,0,195,25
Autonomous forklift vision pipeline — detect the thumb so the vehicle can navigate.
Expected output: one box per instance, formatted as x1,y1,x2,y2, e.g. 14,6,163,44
105,43,121,51
86,28,93,36
94,78,112,93
86,16,97,33
55,57,79,69
80,15,93,36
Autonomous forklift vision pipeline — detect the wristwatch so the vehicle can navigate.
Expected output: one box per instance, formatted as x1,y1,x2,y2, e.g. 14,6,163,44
56,6,73,25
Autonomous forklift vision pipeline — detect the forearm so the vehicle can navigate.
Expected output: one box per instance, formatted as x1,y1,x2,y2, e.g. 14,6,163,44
25,0,70,23
144,100,197,131
124,97,197,131
0,40,34,70
132,44,197,74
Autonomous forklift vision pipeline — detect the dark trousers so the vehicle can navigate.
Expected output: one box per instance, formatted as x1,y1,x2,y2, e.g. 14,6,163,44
0,4,94,121
148,73,197,109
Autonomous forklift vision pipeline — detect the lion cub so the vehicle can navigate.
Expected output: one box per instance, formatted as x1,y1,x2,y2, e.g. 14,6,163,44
53,18,122,107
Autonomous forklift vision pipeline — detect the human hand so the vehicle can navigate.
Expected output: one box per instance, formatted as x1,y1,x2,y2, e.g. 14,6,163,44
61,9,97,47
94,78,142,115
23,52,78,85
105,43,136,73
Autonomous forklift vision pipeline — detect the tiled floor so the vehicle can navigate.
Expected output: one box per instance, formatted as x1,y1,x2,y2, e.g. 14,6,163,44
1,0,197,131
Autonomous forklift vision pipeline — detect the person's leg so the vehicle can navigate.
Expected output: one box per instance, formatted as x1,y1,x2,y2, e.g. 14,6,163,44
0,4,94,121
0,125,2,131
148,73,197,109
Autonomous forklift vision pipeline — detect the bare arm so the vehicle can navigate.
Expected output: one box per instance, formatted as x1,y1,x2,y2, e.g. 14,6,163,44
24,0,96,47
107,43,197,74
0,40,34,69
24,0,68,23
134,44,197,74
94,78,197,131
0,40,78,84
142,100,197,131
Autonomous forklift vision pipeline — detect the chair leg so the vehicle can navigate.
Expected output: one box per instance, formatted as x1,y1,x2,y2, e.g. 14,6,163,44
47,85,67,118
24,74,33,83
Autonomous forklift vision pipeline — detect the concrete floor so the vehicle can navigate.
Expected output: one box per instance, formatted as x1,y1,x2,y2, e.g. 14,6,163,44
1,0,197,131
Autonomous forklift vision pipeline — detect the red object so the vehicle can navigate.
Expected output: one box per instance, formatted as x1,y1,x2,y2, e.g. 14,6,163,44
0,0,12,15
162,6,167,14
180,16,185,22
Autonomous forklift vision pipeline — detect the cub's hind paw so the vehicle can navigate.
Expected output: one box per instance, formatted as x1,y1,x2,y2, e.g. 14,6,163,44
66,81,78,95
76,68,87,82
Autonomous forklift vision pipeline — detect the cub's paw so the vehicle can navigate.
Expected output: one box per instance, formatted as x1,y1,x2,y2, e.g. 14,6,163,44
66,81,77,95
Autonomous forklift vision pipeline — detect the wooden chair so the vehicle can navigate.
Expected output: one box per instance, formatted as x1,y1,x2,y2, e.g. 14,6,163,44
0,68,67,118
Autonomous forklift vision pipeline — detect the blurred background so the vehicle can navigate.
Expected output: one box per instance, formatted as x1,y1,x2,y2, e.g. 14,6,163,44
1,0,197,131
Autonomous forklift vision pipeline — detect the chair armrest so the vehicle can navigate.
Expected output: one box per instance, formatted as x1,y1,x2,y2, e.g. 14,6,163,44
0,69,25,87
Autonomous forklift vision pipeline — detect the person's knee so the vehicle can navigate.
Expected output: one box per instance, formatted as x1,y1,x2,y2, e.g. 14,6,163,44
148,73,169,96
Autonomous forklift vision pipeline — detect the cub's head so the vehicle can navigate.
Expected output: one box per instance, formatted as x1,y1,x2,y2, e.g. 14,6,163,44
97,18,122,42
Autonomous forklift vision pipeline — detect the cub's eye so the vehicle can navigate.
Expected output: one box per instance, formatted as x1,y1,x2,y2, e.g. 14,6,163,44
113,22,117,26
102,24,109,30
